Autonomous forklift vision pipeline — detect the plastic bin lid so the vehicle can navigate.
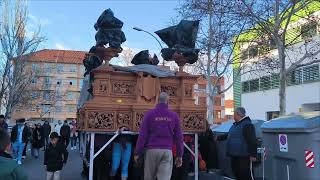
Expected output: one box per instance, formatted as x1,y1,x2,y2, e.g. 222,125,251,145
211,119,265,138
261,112,320,131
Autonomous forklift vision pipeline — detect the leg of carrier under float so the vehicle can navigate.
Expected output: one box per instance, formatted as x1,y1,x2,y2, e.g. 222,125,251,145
89,132,95,180
195,133,198,180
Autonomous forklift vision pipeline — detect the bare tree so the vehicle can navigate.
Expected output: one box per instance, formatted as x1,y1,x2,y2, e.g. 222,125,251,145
110,47,135,66
176,0,252,123
236,0,320,115
0,0,44,118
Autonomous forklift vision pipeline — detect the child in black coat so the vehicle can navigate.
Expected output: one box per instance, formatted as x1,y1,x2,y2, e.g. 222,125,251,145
44,132,68,180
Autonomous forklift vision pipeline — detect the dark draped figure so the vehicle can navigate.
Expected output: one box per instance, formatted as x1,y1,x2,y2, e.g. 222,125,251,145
155,20,200,65
131,50,159,65
94,9,126,48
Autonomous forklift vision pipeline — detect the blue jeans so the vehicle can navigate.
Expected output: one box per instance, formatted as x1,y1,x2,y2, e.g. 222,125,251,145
12,142,24,162
110,142,132,178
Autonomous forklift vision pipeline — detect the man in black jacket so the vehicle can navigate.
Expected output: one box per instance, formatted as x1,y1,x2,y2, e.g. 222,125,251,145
60,120,70,148
216,107,257,180
44,132,68,180
43,121,51,150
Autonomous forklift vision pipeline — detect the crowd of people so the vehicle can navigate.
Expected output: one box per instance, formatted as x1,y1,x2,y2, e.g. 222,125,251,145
0,92,258,180
0,117,77,180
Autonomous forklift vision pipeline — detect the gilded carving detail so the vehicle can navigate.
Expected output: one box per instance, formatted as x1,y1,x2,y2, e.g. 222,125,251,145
88,111,115,129
160,84,177,96
117,112,132,127
112,81,135,95
185,86,193,97
99,80,108,95
182,112,205,130
134,112,144,130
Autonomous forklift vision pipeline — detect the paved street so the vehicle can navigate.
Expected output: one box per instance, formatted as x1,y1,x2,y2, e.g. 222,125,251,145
21,146,84,180
19,145,230,180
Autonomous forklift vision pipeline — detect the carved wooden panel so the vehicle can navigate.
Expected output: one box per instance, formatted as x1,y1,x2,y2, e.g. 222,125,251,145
117,112,132,129
98,80,108,95
184,85,193,97
87,111,115,129
181,112,206,131
111,81,136,96
133,112,144,131
161,84,178,96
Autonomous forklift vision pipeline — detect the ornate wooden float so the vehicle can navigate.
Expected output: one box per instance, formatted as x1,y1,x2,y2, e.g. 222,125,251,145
77,48,207,133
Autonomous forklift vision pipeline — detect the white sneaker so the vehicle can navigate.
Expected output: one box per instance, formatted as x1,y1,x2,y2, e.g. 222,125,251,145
17,161,22,165
73,146,76,150
22,156,26,159
71,147,74,150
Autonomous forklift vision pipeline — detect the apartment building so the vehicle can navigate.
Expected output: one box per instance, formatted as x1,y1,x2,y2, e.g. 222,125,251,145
233,6,320,120
11,49,87,123
194,76,226,124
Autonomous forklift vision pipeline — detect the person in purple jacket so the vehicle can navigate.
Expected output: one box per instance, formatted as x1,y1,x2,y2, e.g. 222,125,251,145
134,92,184,180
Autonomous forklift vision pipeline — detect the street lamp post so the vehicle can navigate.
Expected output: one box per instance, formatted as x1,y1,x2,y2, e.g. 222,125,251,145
133,27,165,66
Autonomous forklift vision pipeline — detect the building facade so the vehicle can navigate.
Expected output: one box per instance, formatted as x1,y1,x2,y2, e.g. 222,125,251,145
194,76,226,124
233,8,320,120
11,49,86,123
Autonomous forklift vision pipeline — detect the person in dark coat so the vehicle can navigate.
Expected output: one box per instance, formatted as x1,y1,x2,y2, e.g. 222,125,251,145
11,118,29,165
43,121,51,150
32,123,44,158
60,120,70,148
0,115,8,131
199,123,219,172
44,132,68,180
216,107,257,180
22,123,32,159
0,129,28,180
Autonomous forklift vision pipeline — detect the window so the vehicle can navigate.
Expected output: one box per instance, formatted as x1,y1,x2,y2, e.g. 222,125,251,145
57,64,64,73
67,92,74,100
249,79,259,92
69,64,77,72
69,79,77,86
31,92,38,99
301,22,317,39
56,90,63,100
44,63,52,73
80,66,86,75
271,74,279,88
42,105,51,113
31,77,37,84
56,79,62,86
68,105,75,113
32,64,38,71
260,76,271,90
248,46,258,58
242,81,250,93
80,79,84,89
43,91,51,101
303,64,319,82
214,97,221,106
217,111,221,119
44,77,51,85
55,106,62,113
288,68,302,85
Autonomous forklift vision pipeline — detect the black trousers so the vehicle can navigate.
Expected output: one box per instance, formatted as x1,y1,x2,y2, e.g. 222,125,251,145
22,140,28,156
231,157,252,180
61,136,70,147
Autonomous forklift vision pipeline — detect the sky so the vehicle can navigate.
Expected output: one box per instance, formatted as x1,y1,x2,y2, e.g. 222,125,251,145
27,0,181,53
26,0,233,99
